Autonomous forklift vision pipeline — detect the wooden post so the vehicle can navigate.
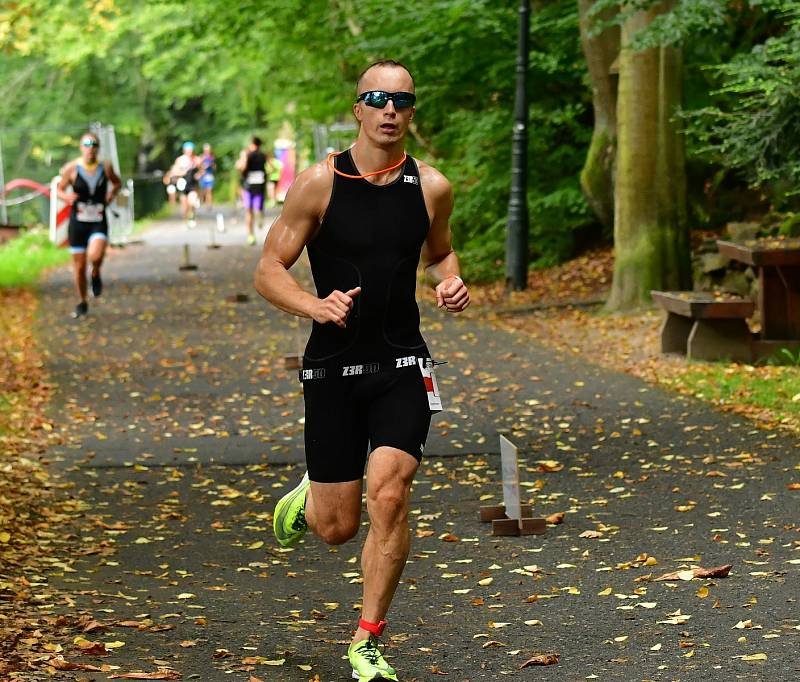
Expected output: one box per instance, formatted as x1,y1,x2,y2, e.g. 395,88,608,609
178,244,198,271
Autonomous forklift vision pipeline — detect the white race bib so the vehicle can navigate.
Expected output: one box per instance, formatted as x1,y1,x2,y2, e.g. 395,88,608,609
76,202,104,223
246,170,266,185
418,358,443,412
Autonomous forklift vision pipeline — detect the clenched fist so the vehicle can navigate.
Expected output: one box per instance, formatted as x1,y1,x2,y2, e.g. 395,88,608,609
435,275,469,312
312,286,361,328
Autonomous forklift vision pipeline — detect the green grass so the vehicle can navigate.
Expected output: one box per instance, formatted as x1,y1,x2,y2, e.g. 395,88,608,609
677,362,800,425
0,229,70,288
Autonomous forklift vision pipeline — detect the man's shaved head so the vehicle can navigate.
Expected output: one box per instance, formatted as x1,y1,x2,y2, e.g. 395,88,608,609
356,60,415,96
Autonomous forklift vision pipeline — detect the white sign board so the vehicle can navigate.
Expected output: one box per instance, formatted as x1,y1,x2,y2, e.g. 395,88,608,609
500,435,521,521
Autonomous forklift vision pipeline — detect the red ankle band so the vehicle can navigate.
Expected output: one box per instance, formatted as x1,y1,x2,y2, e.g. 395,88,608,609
358,618,387,637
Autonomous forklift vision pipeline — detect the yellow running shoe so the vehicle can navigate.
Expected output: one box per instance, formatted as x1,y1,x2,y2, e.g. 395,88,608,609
348,637,398,681
272,471,310,547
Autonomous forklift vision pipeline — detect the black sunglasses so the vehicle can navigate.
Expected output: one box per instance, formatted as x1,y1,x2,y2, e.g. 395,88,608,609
356,90,416,109
81,139,99,148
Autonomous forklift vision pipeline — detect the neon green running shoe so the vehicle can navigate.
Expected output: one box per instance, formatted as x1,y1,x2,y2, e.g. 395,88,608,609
272,471,310,547
348,637,398,681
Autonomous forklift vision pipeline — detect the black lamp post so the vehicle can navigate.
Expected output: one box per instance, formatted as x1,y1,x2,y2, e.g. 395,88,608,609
505,0,530,291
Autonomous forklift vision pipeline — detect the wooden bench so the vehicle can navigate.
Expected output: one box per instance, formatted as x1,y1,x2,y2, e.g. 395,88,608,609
651,291,755,362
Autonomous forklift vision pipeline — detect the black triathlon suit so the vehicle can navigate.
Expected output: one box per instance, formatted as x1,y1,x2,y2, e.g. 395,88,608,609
301,150,433,483
68,163,108,252
242,150,267,196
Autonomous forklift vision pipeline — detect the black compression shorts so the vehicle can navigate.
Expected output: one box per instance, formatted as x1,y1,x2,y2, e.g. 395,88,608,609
68,219,108,253
302,365,432,483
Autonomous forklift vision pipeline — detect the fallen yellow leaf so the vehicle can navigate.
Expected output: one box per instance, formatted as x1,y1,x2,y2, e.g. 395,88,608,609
739,653,767,662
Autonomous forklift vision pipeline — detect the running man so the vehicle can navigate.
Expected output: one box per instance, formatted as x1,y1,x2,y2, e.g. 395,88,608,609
236,136,267,245
199,143,216,207
254,60,470,681
164,141,200,227
57,132,122,318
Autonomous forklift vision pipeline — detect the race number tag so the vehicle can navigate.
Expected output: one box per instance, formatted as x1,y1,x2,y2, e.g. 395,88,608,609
418,358,443,412
76,202,104,222
247,170,266,185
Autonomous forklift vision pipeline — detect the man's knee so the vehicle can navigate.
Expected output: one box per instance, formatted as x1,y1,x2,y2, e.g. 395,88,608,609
367,484,408,526
315,518,360,546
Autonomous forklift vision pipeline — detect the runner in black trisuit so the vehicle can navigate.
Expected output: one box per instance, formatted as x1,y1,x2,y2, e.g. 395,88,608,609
254,60,469,681
236,136,267,245
57,132,122,318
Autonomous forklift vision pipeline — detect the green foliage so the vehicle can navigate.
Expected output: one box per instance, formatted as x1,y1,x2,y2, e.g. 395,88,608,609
6,0,800,281
0,230,70,288
586,0,800,216
588,0,737,46
364,0,594,280
778,212,800,237
0,0,598,280
777,347,800,367
683,3,800,197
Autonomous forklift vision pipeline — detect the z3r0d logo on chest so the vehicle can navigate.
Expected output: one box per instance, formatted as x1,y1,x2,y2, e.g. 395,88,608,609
395,355,417,368
342,362,380,377
403,175,419,185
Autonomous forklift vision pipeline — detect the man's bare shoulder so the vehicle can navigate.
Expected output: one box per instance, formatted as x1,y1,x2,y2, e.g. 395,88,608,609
416,159,452,202
283,159,334,214
293,159,334,194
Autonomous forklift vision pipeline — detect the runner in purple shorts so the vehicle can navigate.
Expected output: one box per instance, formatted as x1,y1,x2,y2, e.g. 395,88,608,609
235,136,267,245
242,187,264,212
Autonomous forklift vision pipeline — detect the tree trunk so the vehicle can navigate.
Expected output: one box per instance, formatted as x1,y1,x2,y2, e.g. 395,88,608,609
607,1,690,311
577,0,619,230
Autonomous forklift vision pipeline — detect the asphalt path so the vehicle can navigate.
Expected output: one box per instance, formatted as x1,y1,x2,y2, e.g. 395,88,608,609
33,211,800,681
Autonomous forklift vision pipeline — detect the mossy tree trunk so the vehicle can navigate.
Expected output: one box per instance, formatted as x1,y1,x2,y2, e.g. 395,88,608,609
607,0,690,311
577,0,619,230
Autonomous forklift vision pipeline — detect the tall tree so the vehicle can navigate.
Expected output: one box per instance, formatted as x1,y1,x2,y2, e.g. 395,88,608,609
607,0,690,310
577,0,619,230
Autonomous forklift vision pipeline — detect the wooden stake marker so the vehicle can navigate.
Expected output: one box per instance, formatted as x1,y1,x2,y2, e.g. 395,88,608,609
178,244,198,271
207,220,221,249
479,436,546,536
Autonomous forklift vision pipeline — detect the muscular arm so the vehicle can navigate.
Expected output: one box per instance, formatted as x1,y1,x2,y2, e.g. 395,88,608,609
254,164,361,327
105,162,122,203
163,159,180,184
419,164,470,312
